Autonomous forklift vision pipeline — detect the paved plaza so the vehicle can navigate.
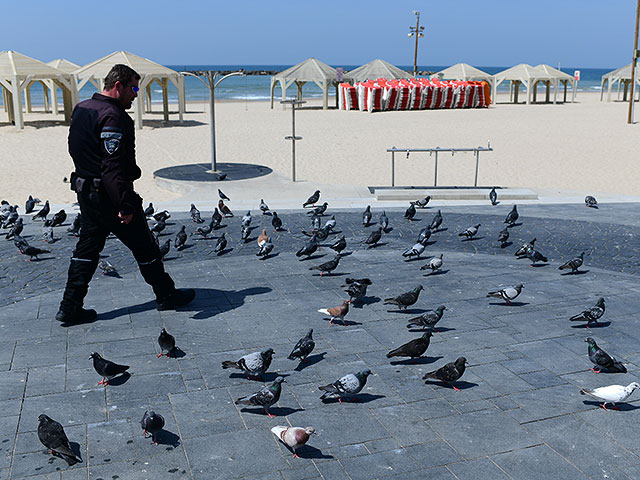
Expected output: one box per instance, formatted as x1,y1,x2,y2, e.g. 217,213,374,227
1,202,640,479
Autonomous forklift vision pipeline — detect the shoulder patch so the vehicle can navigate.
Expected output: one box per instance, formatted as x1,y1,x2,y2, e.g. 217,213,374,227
101,131,123,155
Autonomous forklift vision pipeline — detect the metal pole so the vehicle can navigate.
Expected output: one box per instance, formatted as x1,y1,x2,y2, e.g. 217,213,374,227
434,150,438,186
629,0,640,124
413,13,420,76
474,150,479,187
208,72,217,172
391,149,395,186
291,103,296,182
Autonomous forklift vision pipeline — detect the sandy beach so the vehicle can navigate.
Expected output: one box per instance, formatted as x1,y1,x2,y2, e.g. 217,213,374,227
0,91,638,205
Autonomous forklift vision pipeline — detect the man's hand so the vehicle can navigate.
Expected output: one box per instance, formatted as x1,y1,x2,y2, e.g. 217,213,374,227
118,212,134,224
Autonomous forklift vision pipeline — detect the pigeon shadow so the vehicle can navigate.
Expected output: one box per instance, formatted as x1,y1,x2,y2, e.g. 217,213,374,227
423,269,449,276
582,400,640,411
500,242,513,249
352,296,381,309
262,212,273,216
323,318,362,326
571,321,611,329
390,355,443,365
406,218,422,222
424,380,478,390
168,347,186,359
258,252,280,260
26,256,55,262
321,393,385,404
299,254,325,261
432,227,447,233
68,442,82,461
337,251,353,257
588,205,600,210
387,308,427,314
561,270,589,276
229,371,288,382
489,301,529,307
216,247,233,256
103,271,123,279
461,236,483,242
153,429,181,447
383,227,393,233
177,244,195,251
311,272,349,277
108,372,131,386
408,327,455,334
366,242,387,249
404,257,426,263
529,263,548,267
294,352,327,371
240,406,304,417
295,445,334,460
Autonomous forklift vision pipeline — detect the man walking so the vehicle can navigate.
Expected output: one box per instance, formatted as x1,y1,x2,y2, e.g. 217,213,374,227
56,64,194,324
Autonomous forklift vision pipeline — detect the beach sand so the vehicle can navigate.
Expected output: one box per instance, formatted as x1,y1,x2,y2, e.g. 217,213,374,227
0,92,638,205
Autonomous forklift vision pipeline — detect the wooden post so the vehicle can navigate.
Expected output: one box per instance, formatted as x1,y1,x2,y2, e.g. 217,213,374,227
629,0,640,123
162,78,169,122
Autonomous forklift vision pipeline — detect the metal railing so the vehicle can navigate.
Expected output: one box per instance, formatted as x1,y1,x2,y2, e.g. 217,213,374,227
387,142,493,187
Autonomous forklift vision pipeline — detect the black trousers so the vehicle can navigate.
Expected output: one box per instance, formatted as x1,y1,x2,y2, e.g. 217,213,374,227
59,187,175,313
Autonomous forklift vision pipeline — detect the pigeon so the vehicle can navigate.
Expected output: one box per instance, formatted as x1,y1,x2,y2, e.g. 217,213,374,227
151,218,166,235
67,214,81,236
319,369,372,403
32,200,50,221
504,205,519,226
404,203,416,221
157,328,176,357
379,211,389,231
570,298,606,328
420,254,443,273
37,415,81,466
257,228,268,246
498,228,509,247
214,232,227,255
49,209,66,227
458,224,480,239
13,234,29,251
218,188,230,201
417,227,431,243
487,284,523,305
271,426,315,458
362,205,372,226
288,329,315,363
221,348,274,379
98,259,117,275
140,411,165,445
307,202,328,216
241,211,252,228
158,239,171,259
585,195,598,208
384,285,424,310
257,240,274,258
25,195,36,214
296,235,318,258
423,357,468,390
429,210,443,231
526,248,548,266
364,226,382,248
90,352,129,386
411,196,431,208
144,202,154,217
42,223,55,244
318,300,349,325
515,238,536,257
586,338,626,373
218,200,233,217
19,244,50,261
241,225,250,242
211,208,223,227
330,235,347,253
489,187,498,205
309,255,340,276
324,215,336,231
387,332,433,362
271,212,283,231
303,190,320,208
402,239,427,259
305,224,330,241
343,278,372,303
311,215,321,231
174,225,187,250
193,221,214,239
580,382,640,410
406,305,447,331
6,218,23,240
259,199,270,214
559,252,584,274
2,206,18,228
153,210,170,222
235,377,285,418
190,204,204,223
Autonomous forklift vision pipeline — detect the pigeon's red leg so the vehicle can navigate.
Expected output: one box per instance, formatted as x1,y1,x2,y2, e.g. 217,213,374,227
97,379,105,385
586,324,591,329
265,409,275,418
157,353,163,358
338,398,343,404
601,403,608,410
293,452,300,459
590,368,600,373
452,385,461,392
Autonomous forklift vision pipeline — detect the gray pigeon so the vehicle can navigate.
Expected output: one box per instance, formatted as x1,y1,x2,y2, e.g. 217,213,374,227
32,200,50,221
140,411,165,445
343,277,372,303
157,328,176,357
498,228,509,247
214,232,227,255
6,218,23,240
50,209,66,227
330,235,347,253
303,190,320,208
174,225,187,250
570,298,606,328
586,337,626,373
429,210,442,231
411,196,431,208
324,215,336,231
417,227,431,243
404,203,416,221
221,348,274,379
218,189,230,201
489,187,497,206
37,415,81,466
211,208,222,227
241,225,251,242
144,202,154,217
387,332,433,362
309,255,340,276
420,254,443,273
307,202,328,216
158,239,171,259
402,239,427,259
379,211,389,231
259,199,270,214
384,285,424,310
190,204,204,223
193,221,214,239
526,247,547,266
257,240,274,258
42,224,55,244
364,226,382,248
272,212,283,231
515,238,536,257
406,305,447,331
423,357,468,390
25,195,36,214
319,369,372,403
504,205,519,226
98,259,117,276
90,352,129,386
362,205,372,226
487,284,523,305
241,211,252,228
585,196,597,208
235,377,285,417
296,235,318,258
458,224,480,239
67,214,81,236
288,329,315,362
559,252,584,274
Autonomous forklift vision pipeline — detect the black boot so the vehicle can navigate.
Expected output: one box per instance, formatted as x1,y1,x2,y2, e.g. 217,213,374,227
55,307,98,324
157,288,196,311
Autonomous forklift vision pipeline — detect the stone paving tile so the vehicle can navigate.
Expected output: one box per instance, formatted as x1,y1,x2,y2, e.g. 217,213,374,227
446,457,511,480
490,444,586,479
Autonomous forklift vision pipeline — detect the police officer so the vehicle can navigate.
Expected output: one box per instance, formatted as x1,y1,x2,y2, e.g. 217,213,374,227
56,64,194,324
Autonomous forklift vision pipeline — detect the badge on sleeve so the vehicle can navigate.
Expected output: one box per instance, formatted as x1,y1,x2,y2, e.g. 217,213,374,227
101,131,123,155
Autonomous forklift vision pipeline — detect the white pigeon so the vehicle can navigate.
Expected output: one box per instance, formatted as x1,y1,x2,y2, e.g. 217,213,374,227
271,426,315,458
487,284,523,305
580,382,640,410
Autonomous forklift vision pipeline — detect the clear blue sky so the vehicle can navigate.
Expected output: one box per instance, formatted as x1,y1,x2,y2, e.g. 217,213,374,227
3,0,636,69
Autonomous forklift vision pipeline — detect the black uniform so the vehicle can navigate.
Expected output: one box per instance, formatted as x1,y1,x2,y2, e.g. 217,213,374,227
59,93,175,315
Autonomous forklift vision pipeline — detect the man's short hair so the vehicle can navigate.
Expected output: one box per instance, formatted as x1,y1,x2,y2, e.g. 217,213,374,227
104,64,141,90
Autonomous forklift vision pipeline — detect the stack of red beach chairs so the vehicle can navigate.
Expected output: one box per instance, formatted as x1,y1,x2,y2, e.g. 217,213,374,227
338,78,491,112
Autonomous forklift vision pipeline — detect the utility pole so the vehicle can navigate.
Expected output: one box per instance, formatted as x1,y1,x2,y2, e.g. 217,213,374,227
408,11,424,77
629,0,640,123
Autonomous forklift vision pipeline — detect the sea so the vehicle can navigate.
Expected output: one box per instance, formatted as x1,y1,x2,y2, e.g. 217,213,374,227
2,65,613,106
